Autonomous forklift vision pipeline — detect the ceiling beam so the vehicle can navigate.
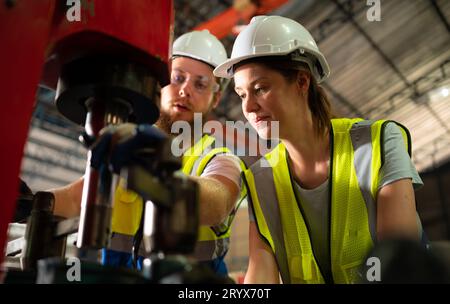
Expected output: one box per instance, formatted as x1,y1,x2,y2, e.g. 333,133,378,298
193,0,289,39
331,0,414,92
430,0,450,33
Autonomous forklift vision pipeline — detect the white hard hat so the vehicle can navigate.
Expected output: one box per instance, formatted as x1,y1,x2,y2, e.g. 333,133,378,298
172,30,228,68
214,15,330,83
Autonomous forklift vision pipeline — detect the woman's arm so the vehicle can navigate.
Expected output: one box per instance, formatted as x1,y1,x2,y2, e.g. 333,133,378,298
377,178,419,241
244,221,280,284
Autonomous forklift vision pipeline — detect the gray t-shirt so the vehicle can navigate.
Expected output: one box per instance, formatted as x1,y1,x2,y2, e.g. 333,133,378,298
248,122,424,279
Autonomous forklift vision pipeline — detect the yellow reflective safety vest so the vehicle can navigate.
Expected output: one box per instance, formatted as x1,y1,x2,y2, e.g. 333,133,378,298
242,118,411,284
181,134,247,261
111,134,246,262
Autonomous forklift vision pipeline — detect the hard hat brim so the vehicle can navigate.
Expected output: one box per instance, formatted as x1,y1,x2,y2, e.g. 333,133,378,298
214,49,330,83
172,52,217,69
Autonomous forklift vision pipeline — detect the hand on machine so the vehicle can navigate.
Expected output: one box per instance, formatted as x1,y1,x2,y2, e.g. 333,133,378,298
87,123,230,283
6,122,231,284
88,122,198,253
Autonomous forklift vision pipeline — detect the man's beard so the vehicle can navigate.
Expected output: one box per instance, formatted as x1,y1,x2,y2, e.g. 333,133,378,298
155,111,174,136
155,109,211,140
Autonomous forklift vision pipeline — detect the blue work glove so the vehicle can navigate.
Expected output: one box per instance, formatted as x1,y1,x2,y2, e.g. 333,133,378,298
90,123,168,174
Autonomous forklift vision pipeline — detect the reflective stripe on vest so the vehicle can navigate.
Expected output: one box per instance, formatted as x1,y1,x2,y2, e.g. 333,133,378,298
182,134,243,261
182,134,216,175
244,118,411,284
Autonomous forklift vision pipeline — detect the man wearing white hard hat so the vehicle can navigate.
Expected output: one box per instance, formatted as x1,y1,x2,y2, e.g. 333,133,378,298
52,30,244,276
214,15,425,283
153,30,244,275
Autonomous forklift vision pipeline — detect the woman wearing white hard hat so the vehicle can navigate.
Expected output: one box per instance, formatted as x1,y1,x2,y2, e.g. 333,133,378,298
215,15,425,283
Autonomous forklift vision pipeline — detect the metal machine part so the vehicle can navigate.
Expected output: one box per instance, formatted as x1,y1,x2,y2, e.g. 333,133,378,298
0,0,173,270
127,155,205,283
123,139,199,256
141,176,199,255
20,192,66,271
55,56,160,126
52,56,162,250
1,0,229,284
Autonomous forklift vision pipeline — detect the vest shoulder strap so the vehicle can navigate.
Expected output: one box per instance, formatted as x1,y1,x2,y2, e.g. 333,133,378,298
331,118,364,133
182,134,216,175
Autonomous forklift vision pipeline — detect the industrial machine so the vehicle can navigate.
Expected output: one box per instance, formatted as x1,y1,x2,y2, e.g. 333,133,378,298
1,0,228,284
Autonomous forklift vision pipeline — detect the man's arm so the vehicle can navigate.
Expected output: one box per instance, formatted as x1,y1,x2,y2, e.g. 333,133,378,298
244,221,280,283
190,153,242,226
51,173,239,226
50,172,238,226
377,178,419,241
50,177,84,218
191,174,240,226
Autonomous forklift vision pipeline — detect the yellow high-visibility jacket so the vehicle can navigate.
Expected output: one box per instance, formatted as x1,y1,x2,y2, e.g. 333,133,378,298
243,118,411,283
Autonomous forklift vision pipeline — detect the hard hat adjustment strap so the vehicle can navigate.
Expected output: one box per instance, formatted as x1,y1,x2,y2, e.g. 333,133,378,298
289,50,323,79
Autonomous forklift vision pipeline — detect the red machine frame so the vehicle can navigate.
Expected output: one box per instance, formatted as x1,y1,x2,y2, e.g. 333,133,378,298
0,0,174,269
